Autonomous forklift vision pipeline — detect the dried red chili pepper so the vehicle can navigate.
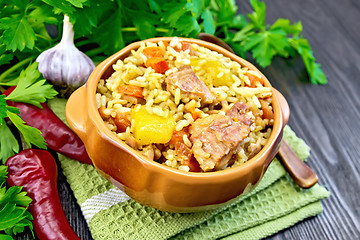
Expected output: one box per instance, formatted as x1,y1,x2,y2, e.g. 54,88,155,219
4,86,92,164
5,149,81,240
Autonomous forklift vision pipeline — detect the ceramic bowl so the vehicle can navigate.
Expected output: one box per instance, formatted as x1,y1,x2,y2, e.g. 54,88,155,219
66,37,289,213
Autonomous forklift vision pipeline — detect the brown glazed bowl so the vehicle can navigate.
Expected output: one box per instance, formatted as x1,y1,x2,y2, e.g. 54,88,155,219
66,37,290,213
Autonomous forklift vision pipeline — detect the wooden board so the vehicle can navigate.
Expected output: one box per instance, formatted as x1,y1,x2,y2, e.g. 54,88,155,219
15,0,360,239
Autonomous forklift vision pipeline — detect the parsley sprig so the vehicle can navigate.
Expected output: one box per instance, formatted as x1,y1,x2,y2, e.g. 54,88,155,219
5,62,58,108
0,62,54,238
0,62,57,164
230,0,327,84
0,165,34,239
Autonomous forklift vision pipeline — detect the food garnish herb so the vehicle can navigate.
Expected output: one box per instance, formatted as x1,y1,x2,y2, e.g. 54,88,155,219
0,62,55,238
0,165,34,239
0,62,57,164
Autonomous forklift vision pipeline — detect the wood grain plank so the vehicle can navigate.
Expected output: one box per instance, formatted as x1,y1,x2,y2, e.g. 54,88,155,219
258,0,360,239
15,0,360,239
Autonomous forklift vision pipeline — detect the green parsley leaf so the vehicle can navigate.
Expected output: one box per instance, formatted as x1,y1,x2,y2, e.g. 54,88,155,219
215,0,237,25
125,8,158,40
201,9,216,35
6,210,34,237
6,106,20,115
0,183,33,232
244,28,289,67
232,24,255,42
177,13,201,36
69,0,106,37
7,61,41,87
0,204,27,231
247,0,266,29
26,5,59,49
0,234,13,240
0,95,20,125
229,0,327,83
7,111,47,149
5,0,27,9
290,37,327,84
41,0,76,14
93,9,124,54
5,62,58,108
65,0,87,8
0,95,7,121
0,53,13,66
161,2,188,28
229,14,249,29
270,18,303,36
0,123,20,164
0,165,7,185
147,0,161,14
0,185,32,208
185,0,209,19
162,2,201,37
0,44,13,65
0,165,34,238
6,79,57,108
27,5,59,25
0,15,36,52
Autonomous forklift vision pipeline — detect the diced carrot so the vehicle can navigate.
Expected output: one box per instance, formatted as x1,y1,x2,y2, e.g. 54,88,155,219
185,103,201,121
160,41,170,50
145,57,169,74
178,143,201,172
191,110,201,121
142,47,163,58
98,106,110,119
113,112,131,133
259,99,274,120
180,41,194,56
169,129,186,145
245,73,264,88
169,128,201,172
118,85,144,98
173,41,194,56
187,107,201,121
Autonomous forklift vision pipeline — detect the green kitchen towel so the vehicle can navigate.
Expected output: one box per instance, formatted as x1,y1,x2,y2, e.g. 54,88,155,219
49,98,330,240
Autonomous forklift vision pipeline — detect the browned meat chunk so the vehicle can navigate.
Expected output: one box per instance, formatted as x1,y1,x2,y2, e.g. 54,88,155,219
226,101,253,126
165,65,215,103
189,102,252,171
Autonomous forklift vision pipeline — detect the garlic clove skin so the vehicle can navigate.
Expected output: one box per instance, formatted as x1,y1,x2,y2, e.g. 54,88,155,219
36,15,95,97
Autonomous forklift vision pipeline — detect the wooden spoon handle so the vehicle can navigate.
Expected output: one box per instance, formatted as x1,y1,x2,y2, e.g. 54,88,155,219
198,33,235,53
277,140,318,188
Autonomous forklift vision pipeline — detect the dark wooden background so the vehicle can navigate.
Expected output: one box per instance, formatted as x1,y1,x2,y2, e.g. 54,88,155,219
16,0,360,239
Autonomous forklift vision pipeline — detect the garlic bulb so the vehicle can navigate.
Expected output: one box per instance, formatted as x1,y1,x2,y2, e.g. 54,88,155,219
36,15,95,97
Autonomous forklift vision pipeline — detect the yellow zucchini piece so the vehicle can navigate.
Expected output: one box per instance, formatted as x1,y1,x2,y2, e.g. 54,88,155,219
131,105,175,145
190,58,233,87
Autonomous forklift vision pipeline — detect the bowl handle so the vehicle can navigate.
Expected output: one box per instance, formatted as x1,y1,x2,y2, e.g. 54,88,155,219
65,86,87,141
273,89,290,127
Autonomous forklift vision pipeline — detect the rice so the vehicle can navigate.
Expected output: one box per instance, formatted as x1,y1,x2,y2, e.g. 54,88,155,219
96,38,274,172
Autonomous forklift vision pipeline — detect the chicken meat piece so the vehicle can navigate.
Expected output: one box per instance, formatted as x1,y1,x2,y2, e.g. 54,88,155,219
189,102,252,171
165,65,215,103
